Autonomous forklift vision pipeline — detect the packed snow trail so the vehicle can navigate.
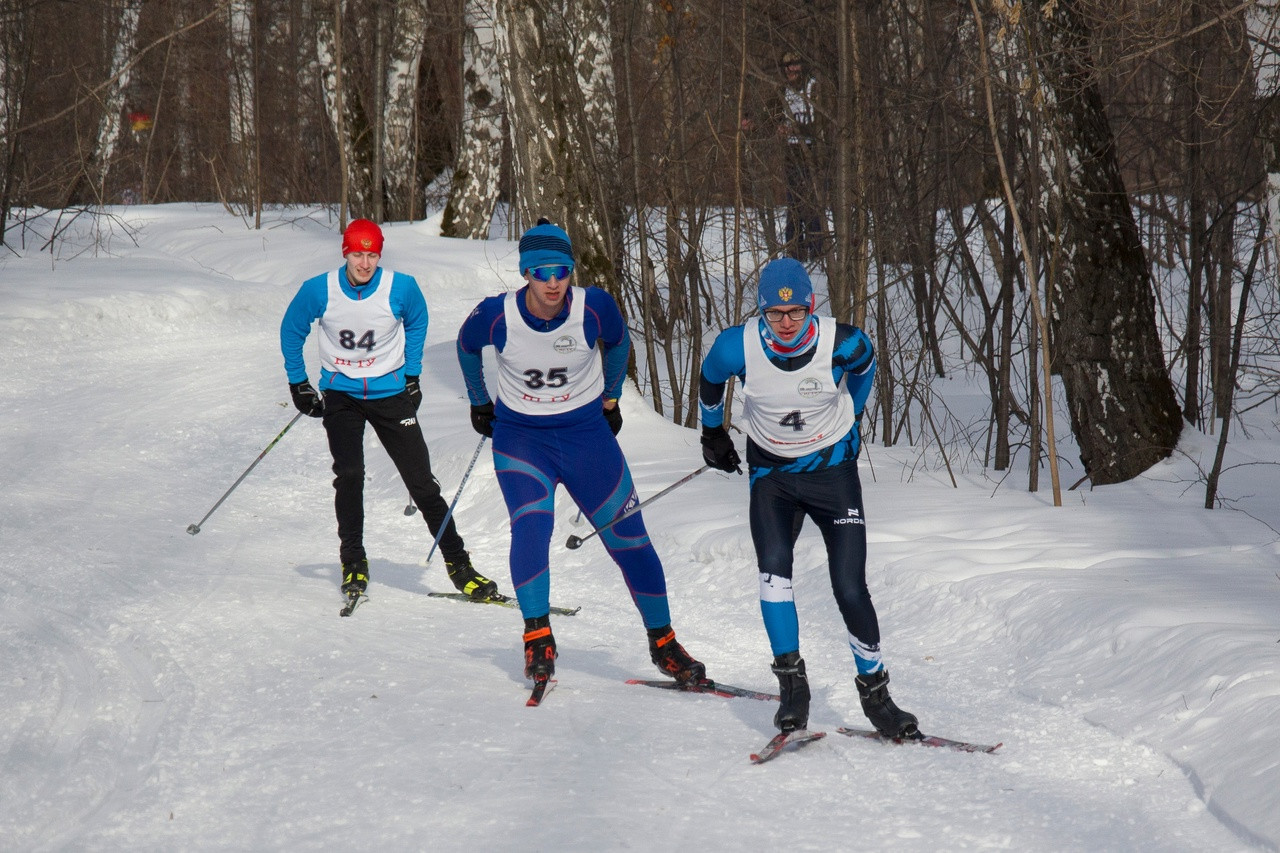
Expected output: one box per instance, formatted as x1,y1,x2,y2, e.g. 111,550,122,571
1,206,1274,851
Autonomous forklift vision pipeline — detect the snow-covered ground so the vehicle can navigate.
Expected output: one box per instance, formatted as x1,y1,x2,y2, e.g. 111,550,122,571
2,204,1278,851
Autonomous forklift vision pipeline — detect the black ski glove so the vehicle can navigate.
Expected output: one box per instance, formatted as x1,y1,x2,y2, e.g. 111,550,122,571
405,375,422,410
290,382,325,418
603,403,623,435
701,425,741,473
470,402,496,437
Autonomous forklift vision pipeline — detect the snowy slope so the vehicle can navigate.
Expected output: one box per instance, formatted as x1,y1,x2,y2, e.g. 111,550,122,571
1,205,1277,852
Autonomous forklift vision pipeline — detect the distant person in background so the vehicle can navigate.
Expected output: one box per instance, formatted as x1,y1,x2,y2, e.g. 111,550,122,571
456,218,707,689
280,218,502,604
698,257,918,738
742,52,828,262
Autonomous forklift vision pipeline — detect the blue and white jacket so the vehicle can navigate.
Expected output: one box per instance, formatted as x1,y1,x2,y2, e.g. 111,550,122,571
280,267,427,400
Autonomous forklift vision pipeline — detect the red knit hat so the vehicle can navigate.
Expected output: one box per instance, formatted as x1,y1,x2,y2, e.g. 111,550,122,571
341,219,384,256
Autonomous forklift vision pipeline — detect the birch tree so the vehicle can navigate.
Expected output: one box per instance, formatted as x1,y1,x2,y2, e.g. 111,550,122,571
317,0,374,218
1027,0,1182,484
228,0,258,220
442,0,504,239
70,0,144,205
499,0,619,294
569,0,618,228
382,0,428,221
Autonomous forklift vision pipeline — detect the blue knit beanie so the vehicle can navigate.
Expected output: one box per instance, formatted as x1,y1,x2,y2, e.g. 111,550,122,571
757,258,815,312
518,220,574,273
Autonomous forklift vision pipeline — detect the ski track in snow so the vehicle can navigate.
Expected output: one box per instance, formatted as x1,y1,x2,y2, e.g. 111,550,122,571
0,206,1274,851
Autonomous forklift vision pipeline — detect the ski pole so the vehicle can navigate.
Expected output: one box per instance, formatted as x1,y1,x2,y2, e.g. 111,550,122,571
187,411,304,535
403,493,417,516
565,464,711,550
425,435,489,563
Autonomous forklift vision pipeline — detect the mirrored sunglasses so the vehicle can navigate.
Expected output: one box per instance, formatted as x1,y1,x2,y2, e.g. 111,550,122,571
529,264,572,282
763,306,810,323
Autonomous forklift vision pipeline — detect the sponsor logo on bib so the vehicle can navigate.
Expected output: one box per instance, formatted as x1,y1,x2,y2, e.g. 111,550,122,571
554,335,578,354
797,377,823,398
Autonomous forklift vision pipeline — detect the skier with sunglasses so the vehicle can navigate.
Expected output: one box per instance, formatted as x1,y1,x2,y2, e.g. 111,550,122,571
456,219,707,693
698,257,919,739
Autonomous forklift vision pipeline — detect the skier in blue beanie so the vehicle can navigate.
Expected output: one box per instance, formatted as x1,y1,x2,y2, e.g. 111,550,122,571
698,257,918,739
456,219,708,692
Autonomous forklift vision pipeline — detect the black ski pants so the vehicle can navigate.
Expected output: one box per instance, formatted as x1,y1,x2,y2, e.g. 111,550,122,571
748,460,880,649
322,390,465,565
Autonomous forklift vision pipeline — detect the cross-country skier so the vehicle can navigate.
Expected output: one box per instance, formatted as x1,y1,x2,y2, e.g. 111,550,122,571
698,257,918,738
280,218,501,603
456,219,706,689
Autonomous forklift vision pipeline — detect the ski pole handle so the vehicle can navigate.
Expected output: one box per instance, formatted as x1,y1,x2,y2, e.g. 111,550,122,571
565,464,711,550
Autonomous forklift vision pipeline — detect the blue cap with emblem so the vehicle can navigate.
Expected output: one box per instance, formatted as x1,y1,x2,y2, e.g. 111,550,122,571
757,258,815,312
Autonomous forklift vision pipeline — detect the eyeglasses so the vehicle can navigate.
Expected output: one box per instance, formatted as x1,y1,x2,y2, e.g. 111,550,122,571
529,265,572,282
763,307,810,323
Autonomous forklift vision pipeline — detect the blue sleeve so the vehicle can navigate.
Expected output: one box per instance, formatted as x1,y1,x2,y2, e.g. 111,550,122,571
391,272,428,376
456,295,507,405
585,288,630,399
280,273,329,384
833,324,876,415
698,325,747,429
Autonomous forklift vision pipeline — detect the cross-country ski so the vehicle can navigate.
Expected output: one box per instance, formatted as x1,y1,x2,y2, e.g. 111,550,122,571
749,730,827,764
625,678,779,701
427,591,581,616
527,677,556,707
835,726,1001,754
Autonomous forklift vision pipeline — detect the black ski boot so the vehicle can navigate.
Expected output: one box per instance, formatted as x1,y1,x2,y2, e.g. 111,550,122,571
647,625,706,685
523,615,557,679
771,651,811,733
341,558,369,594
856,669,919,738
445,553,499,600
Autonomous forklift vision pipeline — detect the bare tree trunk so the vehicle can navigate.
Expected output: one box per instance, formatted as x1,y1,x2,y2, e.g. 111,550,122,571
842,0,870,327
1207,205,1238,421
621,3,661,413
834,0,854,322
499,0,619,295
442,0,504,238
1180,1,1205,425
1205,213,1266,507
317,0,373,221
228,0,258,222
972,0,1062,501
0,0,34,243
372,0,386,223
174,0,194,188
383,0,428,222
1029,0,1182,485
570,0,621,271
994,206,1015,470
317,2,346,224
68,0,143,205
